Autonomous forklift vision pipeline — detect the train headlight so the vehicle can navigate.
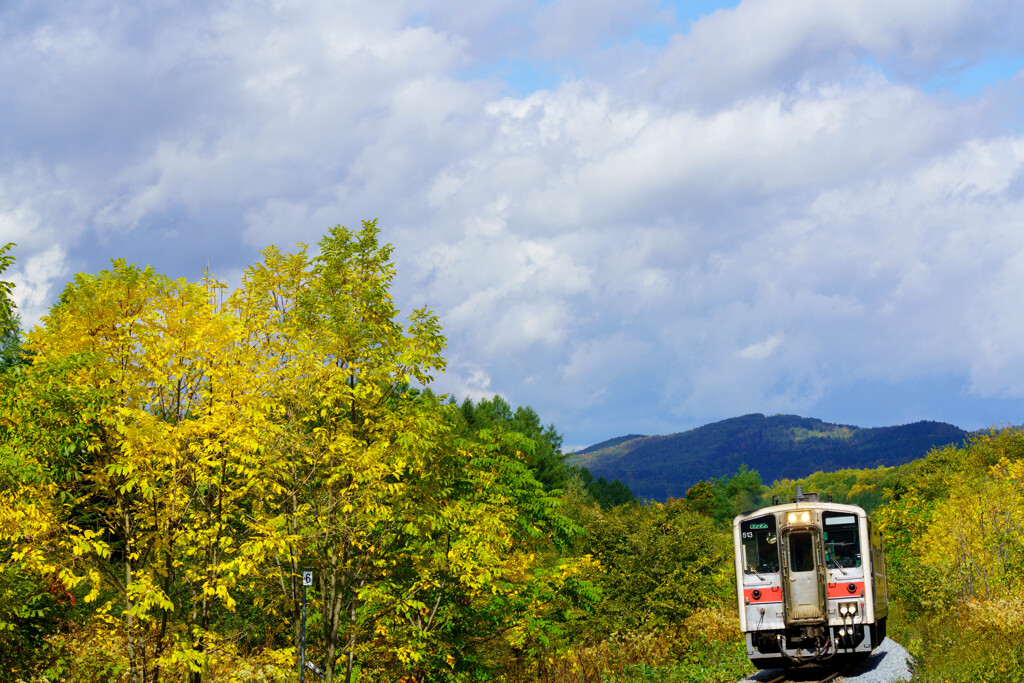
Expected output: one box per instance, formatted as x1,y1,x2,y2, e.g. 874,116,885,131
801,512,810,522
787,511,812,524
787,513,796,523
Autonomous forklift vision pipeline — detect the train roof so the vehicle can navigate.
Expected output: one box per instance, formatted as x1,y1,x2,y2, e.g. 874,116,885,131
732,499,867,528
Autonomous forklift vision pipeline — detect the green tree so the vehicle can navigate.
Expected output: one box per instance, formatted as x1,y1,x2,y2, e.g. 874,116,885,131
575,467,635,509
0,242,22,369
230,223,454,681
451,395,635,508
452,395,571,491
574,498,733,635
0,249,110,679
684,465,764,526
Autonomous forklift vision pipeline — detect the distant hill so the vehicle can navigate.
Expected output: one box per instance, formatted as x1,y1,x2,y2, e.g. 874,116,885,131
570,414,968,501
578,434,646,454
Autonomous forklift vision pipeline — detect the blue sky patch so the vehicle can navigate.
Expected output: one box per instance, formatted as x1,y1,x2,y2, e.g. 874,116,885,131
923,56,1024,97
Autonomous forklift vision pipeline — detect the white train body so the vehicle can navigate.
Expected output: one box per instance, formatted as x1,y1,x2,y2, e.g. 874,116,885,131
732,488,888,668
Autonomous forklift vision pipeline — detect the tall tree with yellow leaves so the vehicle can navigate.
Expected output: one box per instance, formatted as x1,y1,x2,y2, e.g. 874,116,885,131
233,222,593,682
6,262,285,682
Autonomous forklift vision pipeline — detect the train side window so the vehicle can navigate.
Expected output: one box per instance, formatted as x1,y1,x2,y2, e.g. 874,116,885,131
740,514,779,575
823,511,861,568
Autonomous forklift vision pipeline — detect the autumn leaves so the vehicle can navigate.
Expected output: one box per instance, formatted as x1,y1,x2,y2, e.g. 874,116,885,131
0,224,590,682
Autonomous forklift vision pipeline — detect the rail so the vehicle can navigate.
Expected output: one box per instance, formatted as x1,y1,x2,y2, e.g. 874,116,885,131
761,662,849,683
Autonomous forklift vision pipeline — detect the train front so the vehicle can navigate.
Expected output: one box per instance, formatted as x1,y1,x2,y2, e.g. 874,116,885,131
732,489,888,668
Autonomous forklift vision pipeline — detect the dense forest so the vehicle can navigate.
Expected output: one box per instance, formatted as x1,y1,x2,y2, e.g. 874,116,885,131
3,230,1024,683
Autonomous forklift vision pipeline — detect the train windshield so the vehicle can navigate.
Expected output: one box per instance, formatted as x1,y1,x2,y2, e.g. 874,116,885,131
740,514,779,575
823,511,861,568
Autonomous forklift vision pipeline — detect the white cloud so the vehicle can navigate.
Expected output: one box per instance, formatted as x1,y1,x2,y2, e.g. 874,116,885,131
434,360,497,403
737,334,785,360
531,0,668,58
430,228,592,354
3,0,1024,445
650,0,1024,105
8,245,67,328
0,164,86,328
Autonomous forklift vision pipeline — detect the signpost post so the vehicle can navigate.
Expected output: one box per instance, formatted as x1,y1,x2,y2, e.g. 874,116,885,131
301,570,312,683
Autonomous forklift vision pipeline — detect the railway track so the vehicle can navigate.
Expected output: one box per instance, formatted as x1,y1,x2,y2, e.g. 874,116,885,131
760,663,849,683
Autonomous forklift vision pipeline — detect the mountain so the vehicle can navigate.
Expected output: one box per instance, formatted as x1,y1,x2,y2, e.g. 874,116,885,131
570,414,969,501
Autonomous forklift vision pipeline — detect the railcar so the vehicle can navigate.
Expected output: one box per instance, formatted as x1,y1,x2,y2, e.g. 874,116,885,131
732,487,888,668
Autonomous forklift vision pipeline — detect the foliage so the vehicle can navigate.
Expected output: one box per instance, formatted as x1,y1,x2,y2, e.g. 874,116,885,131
3,260,289,681
572,498,733,636
449,395,634,508
518,609,752,683
0,224,595,683
0,349,114,677
761,465,902,513
449,395,571,492
226,224,456,681
918,458,1024,607
0,242,23,369
875,429,1024,613
872,427,1024,681
684,465,764,526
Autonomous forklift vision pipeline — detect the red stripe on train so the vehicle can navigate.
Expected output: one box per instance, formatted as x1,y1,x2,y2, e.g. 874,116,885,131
827,581,864,598
744,582,865,603
743,586,782,603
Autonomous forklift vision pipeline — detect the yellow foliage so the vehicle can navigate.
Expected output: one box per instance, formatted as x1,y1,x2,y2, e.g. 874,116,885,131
918,458,1024,606
0,224,588,681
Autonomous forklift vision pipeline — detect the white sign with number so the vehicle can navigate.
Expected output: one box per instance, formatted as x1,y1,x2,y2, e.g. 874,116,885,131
303,571,313,586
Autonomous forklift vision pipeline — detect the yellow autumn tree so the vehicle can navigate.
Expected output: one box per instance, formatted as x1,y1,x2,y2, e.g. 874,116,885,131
232,223,593,682
917,456,1024,608
1,224,596,682
4,263,291,682
226,223,450,681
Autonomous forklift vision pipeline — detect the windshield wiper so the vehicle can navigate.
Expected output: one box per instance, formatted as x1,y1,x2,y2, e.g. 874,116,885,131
827,555,848,576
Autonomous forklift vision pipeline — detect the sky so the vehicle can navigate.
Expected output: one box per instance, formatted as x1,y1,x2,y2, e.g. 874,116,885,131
3,0,1024,451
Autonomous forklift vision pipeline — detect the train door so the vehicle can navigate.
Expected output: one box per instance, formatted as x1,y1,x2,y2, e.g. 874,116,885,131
781,527,827,624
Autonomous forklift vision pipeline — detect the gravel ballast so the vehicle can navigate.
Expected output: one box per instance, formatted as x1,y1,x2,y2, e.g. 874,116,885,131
737,638,914,683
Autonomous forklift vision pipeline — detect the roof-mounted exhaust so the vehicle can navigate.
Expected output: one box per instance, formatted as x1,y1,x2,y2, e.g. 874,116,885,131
792,485,819,503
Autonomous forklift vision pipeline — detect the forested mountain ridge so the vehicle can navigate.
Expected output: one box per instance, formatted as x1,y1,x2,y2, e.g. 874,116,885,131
571,413,969,500
577,434,645,454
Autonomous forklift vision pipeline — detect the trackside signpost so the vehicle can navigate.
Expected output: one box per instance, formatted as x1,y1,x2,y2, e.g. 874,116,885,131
301,570,312,683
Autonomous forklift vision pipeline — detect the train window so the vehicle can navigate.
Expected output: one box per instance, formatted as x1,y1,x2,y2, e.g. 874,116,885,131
788,531,816,572
823,511,861,568
740,515,779,575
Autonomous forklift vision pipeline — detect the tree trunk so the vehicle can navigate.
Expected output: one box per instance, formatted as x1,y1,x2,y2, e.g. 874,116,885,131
123,508,143,683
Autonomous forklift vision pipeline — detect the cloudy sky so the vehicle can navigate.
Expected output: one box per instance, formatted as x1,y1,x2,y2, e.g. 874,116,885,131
3,0,1024,449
